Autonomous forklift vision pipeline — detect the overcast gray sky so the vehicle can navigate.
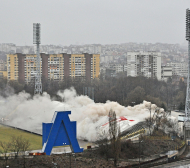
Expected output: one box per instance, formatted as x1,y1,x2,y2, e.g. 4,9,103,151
0,0,189,46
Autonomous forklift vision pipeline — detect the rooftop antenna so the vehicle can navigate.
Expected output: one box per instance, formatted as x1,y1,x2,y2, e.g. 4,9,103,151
33,23,42,94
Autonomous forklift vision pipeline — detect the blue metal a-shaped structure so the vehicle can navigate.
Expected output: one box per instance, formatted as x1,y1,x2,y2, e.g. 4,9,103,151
42,111,83,155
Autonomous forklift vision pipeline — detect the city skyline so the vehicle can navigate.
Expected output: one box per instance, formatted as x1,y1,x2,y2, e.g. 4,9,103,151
0,0,189,46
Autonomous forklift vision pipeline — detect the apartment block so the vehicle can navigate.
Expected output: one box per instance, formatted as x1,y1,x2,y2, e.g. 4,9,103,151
127,51,161,80
48,54,64,81
7,54,19,81
167,62,188,77
25,54,41,83
161,66,172,82
0,60,6,71
7,53,100,84
108,64,127,74
0,71,7,79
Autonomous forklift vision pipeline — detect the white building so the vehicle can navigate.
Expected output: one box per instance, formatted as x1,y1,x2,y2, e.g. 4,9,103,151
104,55,113,63
113,64,127,73
86,44,102,54
38,45,63,54
167,62,188,77
161,66,172,82
100,56,105,63
0,43,16,53
114,64,123,73
127,51,161,80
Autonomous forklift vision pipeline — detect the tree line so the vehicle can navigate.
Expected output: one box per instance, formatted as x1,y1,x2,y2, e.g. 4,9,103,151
0,76,186,110
96,108,182,167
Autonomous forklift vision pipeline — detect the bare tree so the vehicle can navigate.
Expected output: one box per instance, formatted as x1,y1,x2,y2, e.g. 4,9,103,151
19,136,30,168
150,107,163,132
109,109,121,167
96,130,110,161
10,135,23,159
0,141,11,167
146,102,152,135
164,117,179,137
145,117,152,135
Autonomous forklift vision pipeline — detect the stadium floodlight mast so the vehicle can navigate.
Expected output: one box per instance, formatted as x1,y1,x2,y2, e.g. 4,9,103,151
33,23,42,94
185,9,190,123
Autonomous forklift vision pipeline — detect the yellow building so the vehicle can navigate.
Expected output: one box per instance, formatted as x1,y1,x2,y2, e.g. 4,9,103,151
70,54,86,78
6,53,100,83
48,54,64,81
7,54,18,81
25,54,41,84
70,54,100,79
92,54,100,78
0,71,7,79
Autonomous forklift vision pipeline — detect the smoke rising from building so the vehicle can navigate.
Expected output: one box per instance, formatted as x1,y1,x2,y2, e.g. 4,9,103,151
0,87,160,141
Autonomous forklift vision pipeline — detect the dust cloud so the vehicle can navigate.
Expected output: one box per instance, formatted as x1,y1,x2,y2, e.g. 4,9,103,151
0,87,160,141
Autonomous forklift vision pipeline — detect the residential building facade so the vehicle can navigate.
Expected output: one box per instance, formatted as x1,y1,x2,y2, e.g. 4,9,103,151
0,71,7,79
7,53,100,84
161,66,172,82
166,62,188,77
0,59,6,71
127,51,161,80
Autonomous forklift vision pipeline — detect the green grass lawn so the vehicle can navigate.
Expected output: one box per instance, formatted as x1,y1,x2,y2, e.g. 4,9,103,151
0,125,42,150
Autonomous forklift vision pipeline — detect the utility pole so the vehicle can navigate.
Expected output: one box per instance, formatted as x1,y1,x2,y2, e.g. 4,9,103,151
33,23,42,94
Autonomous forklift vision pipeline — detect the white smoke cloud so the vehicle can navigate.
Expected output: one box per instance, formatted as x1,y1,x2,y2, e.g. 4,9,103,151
0,87,160,141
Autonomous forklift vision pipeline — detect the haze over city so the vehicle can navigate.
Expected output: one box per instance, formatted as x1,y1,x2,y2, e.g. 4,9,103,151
0,0,189,46
1,0,190,167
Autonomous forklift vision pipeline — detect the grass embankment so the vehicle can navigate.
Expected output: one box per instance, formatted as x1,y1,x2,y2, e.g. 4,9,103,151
0,125,42,150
